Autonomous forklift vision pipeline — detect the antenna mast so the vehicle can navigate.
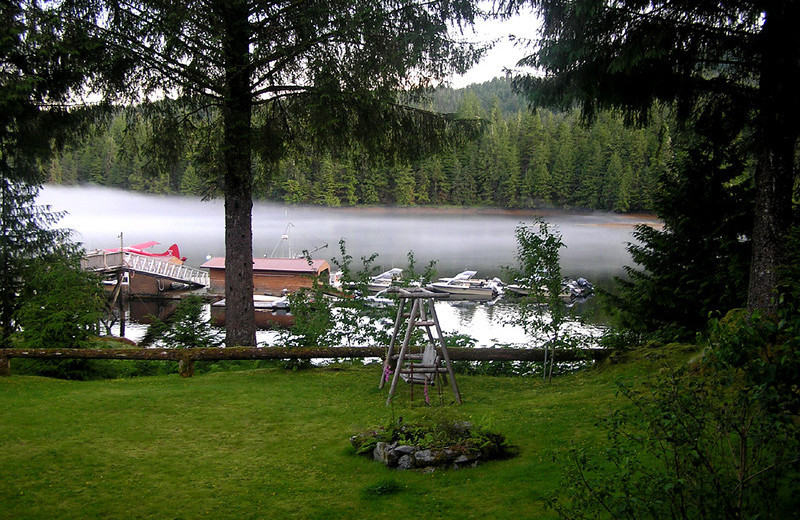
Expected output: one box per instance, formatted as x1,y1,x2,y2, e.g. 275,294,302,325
269,222,294,258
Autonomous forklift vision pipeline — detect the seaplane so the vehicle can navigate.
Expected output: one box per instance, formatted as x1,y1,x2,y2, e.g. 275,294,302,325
104,241,187,263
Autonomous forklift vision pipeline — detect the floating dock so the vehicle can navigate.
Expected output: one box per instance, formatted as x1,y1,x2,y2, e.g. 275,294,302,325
82,250,210,295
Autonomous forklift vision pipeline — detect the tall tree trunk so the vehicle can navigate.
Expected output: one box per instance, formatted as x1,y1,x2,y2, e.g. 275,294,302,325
748,3,799,314
221,0,256,346
0,177,13,349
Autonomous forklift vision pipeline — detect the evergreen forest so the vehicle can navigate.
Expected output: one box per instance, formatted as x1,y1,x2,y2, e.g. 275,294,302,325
43,78,668,213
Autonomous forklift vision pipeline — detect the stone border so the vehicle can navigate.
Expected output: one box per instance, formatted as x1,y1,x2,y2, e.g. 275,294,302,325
371,441,482,471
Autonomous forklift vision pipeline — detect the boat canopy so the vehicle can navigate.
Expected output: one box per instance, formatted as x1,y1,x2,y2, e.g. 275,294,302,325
371,268,403,281
451,270,477,281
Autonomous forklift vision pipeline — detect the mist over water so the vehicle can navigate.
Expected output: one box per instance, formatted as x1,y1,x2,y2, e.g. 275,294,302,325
38,185,657,346
38,184,654,280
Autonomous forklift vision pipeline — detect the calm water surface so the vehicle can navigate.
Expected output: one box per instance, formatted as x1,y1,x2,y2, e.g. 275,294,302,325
38,185,657,346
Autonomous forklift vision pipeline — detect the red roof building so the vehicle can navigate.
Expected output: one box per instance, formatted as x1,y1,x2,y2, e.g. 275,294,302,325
201,257,331,295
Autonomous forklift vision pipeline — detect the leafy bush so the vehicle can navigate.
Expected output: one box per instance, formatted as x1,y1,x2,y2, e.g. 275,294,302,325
596,327,641,352
16,258,106,350
547,308,800,520
504,219,595,381
276,241,435,358
279,288,334,349
11,255,113,380
141,295,222,349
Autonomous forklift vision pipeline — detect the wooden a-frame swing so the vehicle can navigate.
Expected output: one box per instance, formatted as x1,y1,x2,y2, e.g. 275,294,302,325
379,287,461,405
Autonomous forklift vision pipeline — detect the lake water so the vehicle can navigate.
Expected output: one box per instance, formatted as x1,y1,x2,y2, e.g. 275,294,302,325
37,184,658,346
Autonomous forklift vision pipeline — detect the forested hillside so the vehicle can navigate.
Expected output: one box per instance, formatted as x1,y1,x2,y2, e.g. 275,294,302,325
43,78,669,212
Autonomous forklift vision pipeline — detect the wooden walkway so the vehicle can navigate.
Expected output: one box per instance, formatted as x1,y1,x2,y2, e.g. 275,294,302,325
82,251,209,288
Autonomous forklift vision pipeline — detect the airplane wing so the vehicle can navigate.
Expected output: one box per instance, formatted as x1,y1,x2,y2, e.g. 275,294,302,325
128,241,160,250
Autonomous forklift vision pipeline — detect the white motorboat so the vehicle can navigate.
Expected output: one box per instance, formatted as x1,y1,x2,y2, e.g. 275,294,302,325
506,277,594,302
505,283,533,296
336,267,403,293
427,270,502,299
368,268,403,292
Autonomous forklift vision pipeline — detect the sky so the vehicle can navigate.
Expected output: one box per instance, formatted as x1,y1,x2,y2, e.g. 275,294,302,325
450,6,541,88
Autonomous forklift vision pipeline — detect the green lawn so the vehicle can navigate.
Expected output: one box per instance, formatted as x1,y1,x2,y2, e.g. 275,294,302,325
0,348,694,520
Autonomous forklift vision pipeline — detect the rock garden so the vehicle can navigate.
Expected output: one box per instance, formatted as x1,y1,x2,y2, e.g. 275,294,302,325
351,416,517,471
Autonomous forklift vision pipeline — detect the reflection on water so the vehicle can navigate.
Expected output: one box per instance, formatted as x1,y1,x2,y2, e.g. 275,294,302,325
39,185,651,346
435,300,604,348
435,301,529,346
114,299,604,349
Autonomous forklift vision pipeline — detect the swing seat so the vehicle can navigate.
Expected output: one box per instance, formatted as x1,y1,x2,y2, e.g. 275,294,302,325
399,344,444,384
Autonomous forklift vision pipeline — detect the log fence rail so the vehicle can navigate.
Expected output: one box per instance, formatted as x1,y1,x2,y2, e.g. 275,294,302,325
0,346,609,378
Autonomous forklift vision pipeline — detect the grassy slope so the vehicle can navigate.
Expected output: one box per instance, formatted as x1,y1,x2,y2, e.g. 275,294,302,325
0,346,696,520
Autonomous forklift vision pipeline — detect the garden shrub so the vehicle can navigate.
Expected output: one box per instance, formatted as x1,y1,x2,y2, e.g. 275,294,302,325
546,307,800,520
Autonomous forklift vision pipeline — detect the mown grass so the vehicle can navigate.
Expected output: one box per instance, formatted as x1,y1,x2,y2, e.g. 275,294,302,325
0,345,696,520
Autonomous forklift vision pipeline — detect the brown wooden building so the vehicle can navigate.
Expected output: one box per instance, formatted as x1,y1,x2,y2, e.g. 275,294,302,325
201,257,331,295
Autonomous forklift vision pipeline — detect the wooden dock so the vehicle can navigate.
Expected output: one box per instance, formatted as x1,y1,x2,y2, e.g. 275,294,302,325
82,251,210,289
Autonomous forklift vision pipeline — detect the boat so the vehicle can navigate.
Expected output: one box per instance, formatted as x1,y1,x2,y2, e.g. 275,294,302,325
336,267,404,293
364,289,395,308
427,270,503,299
504,283,533,297
506,277,594,302
367,268,403,292
563,277,594,301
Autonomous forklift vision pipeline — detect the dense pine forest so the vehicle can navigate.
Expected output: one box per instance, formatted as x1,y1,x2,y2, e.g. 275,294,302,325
43,78,670,212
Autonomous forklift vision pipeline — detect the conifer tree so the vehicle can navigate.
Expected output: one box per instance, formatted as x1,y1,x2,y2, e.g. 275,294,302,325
1,1,104,347
549,121,576,205
0,180,78,347
393,164,416,206
507,0,800,313
576,138,606,208
611,119,753,337
424,156,449,204
414,164,431,205
63,0,484,346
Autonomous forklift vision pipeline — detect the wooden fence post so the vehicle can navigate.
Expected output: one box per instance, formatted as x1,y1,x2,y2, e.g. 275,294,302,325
178,356,195,378
0,355,10,376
